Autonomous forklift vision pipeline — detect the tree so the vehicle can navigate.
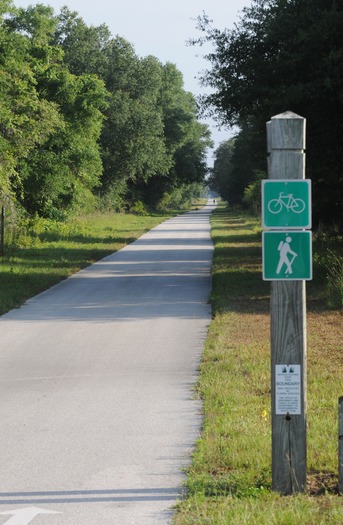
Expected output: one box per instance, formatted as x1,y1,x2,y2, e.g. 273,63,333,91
56,11,212,210
194,0,343,226
17,71,108,217
0,1,62,202
142,63,212,207
1,3,212,217
7,4,108,217
209,139,235,203
55,11,172,208
55,7,111,78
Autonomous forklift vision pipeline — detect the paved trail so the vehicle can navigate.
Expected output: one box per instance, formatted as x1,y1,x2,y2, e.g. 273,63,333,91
0,204,214,525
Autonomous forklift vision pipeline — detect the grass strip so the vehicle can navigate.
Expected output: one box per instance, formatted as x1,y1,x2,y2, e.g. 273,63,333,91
174,204,343,525
0,211,170,315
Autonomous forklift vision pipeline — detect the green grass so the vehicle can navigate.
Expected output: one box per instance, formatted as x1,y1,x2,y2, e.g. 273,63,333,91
1,203,342,523
0,211,171,315
173,204,343,525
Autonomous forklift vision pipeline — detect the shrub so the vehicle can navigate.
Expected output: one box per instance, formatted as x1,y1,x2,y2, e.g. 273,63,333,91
326,250,343,309
131,200,149,216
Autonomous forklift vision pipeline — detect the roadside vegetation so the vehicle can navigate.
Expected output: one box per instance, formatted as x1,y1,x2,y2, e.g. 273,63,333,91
0,0,211,221
0,197,341,523
173,203,342,525
0,210,174,315
0,0,342,519
198,0,342,230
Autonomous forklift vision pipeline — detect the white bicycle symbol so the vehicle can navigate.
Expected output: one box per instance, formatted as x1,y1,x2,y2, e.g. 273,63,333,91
268,193,305,214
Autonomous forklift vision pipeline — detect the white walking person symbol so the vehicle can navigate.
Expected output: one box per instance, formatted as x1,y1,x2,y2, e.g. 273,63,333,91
276,236,297,275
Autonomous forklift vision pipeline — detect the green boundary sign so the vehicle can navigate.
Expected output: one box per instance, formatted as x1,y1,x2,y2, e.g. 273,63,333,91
262,231,312,281
262,180,311,229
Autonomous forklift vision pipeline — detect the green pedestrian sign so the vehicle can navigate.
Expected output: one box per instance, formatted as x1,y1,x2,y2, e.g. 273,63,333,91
262,231,312,281
262,180,311,229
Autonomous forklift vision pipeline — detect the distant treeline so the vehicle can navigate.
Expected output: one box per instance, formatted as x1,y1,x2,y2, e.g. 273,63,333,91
198,0,343,229
0,1,212,219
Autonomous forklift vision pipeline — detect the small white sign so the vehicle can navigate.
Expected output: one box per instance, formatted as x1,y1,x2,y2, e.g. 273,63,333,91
275,365,301,415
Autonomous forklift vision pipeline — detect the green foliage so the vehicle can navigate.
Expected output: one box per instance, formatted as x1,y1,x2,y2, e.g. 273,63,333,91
97,178,127,213
17,69,107,217
100,49,172,192
326,251,343,309
55,12,210,207
156,182,205,211
130,200,149,216
0,211,170,314
174,205,343,525
209,139,236,203
194,1,343,228
0,1,211,220
0,3,108,218
313,246,343,310
242,171,265,215
0,3,61,196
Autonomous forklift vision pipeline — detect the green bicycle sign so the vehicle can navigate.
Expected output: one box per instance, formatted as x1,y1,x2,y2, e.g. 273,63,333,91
262,180,311,229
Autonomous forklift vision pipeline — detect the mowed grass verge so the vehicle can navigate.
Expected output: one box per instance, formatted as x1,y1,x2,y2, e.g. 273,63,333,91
0,211,171,315
173,205,343,525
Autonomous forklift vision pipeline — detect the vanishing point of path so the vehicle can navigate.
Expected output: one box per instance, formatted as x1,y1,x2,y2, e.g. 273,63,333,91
0,203,215,525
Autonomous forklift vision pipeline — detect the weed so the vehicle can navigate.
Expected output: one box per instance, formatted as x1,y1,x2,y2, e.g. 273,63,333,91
326,250,343,309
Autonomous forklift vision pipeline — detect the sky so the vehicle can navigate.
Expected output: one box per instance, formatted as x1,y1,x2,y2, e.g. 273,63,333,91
13,0,252,165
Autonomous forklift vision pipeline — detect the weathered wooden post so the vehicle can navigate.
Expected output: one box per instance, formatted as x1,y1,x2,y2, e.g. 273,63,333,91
267,112,307,494
339,397,343,494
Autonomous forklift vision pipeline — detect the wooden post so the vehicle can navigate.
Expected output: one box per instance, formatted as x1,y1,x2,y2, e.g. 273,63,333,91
267,112,307,494
339,397,343,494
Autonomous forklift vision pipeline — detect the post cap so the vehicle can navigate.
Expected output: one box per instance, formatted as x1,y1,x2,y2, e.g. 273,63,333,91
271,111,305,120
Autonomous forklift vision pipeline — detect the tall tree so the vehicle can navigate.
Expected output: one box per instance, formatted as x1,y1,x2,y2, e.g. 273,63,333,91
7,4,108,217
55,7,111,78
142,63,212,207
1,3,211,216
55,11,172,208
209,139,235,203
194,0,343,225
101,50,171,193
55,11,212,210
0,1,62,202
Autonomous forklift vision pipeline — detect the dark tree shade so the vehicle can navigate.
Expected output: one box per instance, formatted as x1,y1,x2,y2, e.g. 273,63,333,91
194,0,343,227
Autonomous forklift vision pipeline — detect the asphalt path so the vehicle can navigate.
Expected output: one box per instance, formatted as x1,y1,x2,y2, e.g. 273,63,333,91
0,203,215,525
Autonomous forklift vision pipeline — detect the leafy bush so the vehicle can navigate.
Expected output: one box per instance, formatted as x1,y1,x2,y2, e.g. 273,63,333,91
242,171,265,215
131,200,149,216
156,183,205,212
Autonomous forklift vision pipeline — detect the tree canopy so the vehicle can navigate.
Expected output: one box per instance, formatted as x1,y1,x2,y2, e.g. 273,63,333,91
0,1,211,218
195,0,343,227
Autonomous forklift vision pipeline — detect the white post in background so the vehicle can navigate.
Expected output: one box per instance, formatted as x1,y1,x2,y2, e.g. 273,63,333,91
267,112,307,494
